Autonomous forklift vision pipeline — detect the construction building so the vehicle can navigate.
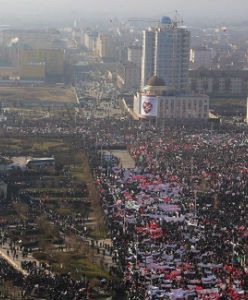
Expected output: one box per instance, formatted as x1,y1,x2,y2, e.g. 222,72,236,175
141,16,190,93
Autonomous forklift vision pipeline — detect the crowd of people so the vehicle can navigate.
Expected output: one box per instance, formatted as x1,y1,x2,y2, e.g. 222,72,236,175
95,125,248,299
0,256,96,299
0,108,248,299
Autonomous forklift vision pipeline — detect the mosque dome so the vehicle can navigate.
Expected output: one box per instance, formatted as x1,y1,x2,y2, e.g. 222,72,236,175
147,75,165,87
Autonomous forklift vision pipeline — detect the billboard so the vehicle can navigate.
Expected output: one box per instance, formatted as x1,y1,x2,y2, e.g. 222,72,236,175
140,96,158,117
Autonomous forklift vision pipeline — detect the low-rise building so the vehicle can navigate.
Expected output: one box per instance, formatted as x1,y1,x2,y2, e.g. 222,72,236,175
189,69,248,97
190,47,213,69
20,62,46,80
26,157,55,169
20,48,65,80
133,75,209,119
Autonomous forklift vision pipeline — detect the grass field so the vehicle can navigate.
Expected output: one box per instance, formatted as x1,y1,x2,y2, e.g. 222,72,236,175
0,137,65,153
33,251,110,281
1,135,110,284
0,85,77,104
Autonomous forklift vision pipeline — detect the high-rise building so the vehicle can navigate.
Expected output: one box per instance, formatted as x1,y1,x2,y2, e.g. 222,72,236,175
128,46,142,68
141,16,190,93
84,31,98,52
141,30,155,89
117,62,141,91
96,34,117,61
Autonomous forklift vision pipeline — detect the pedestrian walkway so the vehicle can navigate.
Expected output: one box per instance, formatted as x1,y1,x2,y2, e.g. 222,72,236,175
86,237,114,269
0,240,39,276
111,150,135,168
0,247,27,276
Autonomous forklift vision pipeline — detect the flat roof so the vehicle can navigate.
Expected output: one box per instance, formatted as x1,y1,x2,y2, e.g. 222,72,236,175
27,157,55,162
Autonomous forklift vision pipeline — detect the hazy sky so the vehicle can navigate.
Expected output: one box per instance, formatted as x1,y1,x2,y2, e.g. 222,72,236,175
0,0,248,23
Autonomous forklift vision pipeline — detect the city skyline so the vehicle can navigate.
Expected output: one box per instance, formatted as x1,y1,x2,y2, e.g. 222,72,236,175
0,0,248,24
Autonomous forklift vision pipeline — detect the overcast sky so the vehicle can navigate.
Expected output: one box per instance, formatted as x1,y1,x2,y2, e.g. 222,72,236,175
0,0,248,23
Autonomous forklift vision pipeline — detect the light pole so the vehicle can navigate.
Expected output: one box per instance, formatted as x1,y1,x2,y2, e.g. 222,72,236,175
95,133,98,153
100,144,103,166
194,190,197,218
232,229,235,267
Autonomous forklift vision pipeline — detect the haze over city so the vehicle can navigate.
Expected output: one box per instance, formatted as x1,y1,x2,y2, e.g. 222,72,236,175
0,0,248,298
1,0,248,25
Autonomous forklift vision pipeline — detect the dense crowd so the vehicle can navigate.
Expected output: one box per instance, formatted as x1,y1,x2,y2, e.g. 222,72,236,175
0,257,94,299
95,126,248,299
0,110,248,299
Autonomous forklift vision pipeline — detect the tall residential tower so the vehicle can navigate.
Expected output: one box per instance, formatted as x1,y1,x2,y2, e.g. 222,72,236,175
141,16,190,93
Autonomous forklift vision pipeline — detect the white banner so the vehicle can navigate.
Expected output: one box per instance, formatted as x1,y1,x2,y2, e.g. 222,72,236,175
141,96,158,117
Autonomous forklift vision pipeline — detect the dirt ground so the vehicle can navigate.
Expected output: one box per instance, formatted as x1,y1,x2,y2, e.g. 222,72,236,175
0,85,77,104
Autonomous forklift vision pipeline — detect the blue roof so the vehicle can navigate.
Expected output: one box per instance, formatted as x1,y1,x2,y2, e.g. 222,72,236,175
160,16,172,24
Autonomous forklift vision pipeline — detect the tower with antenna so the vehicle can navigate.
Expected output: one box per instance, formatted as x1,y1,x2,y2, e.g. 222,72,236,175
140,13,190,93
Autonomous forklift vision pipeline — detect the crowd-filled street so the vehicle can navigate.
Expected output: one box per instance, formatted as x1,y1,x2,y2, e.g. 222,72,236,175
96,125,248,299
0,108,248,299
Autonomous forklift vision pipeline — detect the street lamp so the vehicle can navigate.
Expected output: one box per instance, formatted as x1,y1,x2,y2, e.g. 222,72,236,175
194,190,197,218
